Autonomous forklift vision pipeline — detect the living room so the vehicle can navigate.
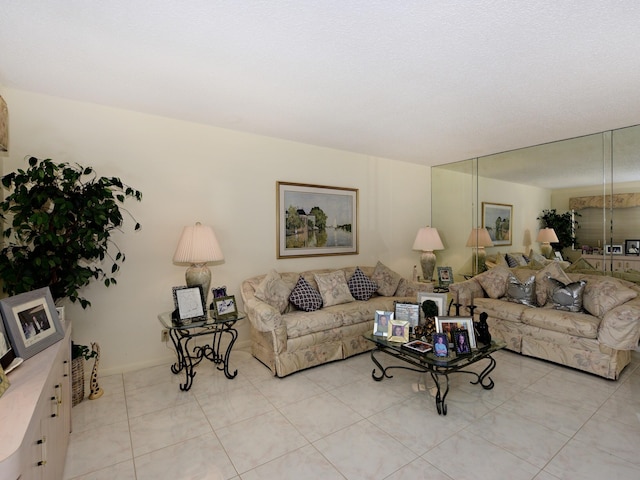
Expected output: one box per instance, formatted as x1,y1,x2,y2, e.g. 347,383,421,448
1,3,640,479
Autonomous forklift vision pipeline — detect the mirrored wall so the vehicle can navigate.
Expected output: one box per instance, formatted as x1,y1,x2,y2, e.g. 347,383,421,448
432,124,640,280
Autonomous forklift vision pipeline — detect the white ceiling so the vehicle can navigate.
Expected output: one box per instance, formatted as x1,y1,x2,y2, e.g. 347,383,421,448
2,1,640,167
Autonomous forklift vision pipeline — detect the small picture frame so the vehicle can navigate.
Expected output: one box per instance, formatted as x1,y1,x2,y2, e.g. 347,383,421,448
554,251,564,261
388,320,410,342
172,285,207,325
393,302,420,328
605,244,623,255
453,329,471,355
0,319,16,371
212,295,238,319
0,287,65,361
212,286,228,298
437,266,454,287
417,292,448,316
432,332,449,357
625,239,640,256
374,310,393,337
436,316,476,348
402,339,432,354
0,365,9,399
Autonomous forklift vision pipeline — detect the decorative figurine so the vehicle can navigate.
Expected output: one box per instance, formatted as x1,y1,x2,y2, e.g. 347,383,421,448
88,342,104,400
475,312,492,345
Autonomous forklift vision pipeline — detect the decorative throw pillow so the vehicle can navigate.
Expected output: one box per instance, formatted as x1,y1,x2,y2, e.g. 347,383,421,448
506,274,536,306
347,267,378,301
535,262,571,306
506,253,528,268
505,253,519,268
314,270,356,307
477,266,511,298
529,251,548,265
289,276,323,312
564,257,597,273
494,252,509,268
371,261,402,296
582,279,638,318
254,269,294,314
548,277,587,312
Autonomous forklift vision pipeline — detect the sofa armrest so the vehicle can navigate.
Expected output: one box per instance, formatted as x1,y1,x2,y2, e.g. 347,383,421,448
243,297,284,333
396,278,433,297
597,301,640,350
448,278,485,306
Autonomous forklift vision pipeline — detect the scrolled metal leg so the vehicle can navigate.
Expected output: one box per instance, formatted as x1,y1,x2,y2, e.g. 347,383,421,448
430,371,449,415
470,354,496,390
371,349,391,381
220,327,238,379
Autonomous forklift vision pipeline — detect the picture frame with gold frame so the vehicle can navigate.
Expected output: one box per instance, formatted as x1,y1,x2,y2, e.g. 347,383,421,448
388,319,410,342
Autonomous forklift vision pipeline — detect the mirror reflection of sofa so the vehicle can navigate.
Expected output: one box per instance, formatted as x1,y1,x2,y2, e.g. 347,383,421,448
450,262,640,379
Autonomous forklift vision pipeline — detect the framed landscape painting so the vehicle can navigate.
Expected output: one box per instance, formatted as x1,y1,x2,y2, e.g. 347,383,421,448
482,202,512,246
277,181,358,258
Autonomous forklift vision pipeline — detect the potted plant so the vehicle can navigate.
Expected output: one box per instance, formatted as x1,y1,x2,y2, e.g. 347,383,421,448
0,156,142,308
537,209,580,253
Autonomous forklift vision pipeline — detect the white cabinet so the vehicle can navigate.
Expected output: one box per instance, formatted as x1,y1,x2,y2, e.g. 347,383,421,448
582,254,640,273
0,323,72,480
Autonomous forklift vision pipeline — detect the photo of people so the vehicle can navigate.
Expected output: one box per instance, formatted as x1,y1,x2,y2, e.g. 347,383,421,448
388,320,409,342
17,305,54,346
433,333,448,357
374,310,393,337
454,330,471,354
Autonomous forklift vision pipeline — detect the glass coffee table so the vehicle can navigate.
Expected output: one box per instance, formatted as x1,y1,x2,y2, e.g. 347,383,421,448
364,333,505,415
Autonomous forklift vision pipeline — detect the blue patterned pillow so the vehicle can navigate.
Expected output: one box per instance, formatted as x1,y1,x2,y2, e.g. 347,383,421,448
348,267,378,301
289,276,323,312
505,253,519,268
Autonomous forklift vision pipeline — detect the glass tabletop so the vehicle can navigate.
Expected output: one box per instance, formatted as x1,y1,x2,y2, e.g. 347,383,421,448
363,332,505,368
158,311,245,330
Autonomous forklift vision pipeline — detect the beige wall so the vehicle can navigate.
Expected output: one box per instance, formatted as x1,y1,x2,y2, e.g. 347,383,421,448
1,87,431,374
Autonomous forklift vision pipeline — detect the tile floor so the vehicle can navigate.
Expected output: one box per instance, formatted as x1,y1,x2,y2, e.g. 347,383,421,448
63,348,640,479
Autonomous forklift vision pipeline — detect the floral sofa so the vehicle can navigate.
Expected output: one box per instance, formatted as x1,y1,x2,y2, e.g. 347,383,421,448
240,263,429,377
449,263,640,379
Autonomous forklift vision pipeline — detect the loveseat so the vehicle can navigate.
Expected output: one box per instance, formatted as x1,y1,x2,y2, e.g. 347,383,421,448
449,263,640,379
240,263,429,377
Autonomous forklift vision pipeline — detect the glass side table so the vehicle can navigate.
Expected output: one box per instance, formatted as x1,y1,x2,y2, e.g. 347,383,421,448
158,311,244,391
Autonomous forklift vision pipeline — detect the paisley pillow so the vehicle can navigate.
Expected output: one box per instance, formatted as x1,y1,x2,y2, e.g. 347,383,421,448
314,270,355,307
371,261,402,296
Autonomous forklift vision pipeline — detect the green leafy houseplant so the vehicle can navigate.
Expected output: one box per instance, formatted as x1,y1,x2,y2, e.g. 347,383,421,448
0,157,142,308
537,209,580,252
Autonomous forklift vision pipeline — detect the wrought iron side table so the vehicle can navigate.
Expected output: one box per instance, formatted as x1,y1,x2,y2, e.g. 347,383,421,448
158,311,244,391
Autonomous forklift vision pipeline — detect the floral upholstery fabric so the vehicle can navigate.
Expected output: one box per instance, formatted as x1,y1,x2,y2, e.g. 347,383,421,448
347,267,378,301
314,270,355,307
371,261,403,296
522,306,600,338
535,262,571,306
254,269,295,314
582,278,637,318
477,266,511,298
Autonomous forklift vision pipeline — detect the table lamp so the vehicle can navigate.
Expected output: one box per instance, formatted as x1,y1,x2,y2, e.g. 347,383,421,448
173,222,224,303
466,227,494,274
537,228,558,259
412,226,444,281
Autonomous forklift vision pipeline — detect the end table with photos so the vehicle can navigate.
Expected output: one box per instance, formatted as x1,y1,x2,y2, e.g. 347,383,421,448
364,332,505,415
158,310,244,391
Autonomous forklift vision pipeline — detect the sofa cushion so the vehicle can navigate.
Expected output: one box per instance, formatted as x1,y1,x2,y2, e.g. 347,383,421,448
548,278,586,312
477,266,511,298
289,276,323,312
521,307,600,339
506,252,528,268
535,262,571,306
347,267,378,301
506,274,536,307
314,270,355,307
254,269,294,314
582,278,638,318
283,308,343,338
475,297,529,323
371,261,402,296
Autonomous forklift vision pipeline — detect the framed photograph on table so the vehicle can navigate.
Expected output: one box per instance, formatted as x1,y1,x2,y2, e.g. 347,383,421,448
435,316,476,348
624,239,640,255
393,302,420,328
276,181,358,258
212,295,238,319
172,285,207,325
418,292,448,316
388,320,410,342
0,287,64,361
453,329,471,355
482,202,513,246
437,267,453,287
374,310,393,337
432,332,449,357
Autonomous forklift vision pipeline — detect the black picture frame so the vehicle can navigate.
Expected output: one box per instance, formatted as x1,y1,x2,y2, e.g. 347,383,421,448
212,285,228,298
0,318,16,371
453,329,471,355
172,285,207,325
624,239,640,255
433,332,449,357
0,287,65,361
212,295,237,319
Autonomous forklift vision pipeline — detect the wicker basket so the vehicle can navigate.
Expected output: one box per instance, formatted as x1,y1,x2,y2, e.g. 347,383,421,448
72,356,85,406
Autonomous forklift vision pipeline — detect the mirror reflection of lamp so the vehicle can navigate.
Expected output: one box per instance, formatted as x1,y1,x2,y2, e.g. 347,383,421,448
536,228,559,259
173,222,224,304
466,228,494,274
412,227,444,281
